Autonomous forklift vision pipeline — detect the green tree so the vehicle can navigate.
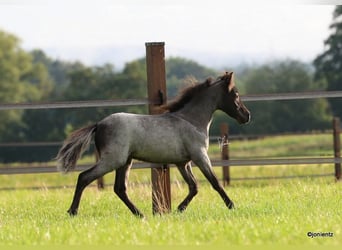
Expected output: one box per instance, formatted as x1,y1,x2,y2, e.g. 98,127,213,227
14,49,81,140
0,31,55,162
314,6,342,119
19,51,85,144
241,60,331,134
63,60,147,130
30,49,84,98
166,57,218,97
0,30,52,141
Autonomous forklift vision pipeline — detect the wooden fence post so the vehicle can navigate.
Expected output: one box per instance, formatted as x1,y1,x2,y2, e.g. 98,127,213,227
221,123,230,186
145,42,171,214
333,117,341,181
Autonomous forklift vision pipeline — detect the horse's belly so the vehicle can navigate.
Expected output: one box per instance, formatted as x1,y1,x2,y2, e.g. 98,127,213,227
132,143,189,164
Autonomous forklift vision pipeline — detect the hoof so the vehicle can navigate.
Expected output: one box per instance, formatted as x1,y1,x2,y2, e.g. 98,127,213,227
137,214,145,220
67,209,78,216
135,212,146,219
228,201,235,209
177,205,187,213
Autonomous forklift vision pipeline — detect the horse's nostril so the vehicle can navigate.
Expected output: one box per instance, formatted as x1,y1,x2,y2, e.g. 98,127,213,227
245,113,251,124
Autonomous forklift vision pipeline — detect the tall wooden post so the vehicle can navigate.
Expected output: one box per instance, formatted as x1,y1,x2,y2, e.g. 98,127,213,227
145,42,171,214
333,117,341,181
221,123,230,186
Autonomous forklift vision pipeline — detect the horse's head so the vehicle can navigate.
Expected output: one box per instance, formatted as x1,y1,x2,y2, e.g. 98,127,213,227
217,72,251,124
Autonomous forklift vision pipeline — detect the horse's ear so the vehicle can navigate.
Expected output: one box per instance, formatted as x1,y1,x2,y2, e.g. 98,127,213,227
205,77,213,86
227,72,235,92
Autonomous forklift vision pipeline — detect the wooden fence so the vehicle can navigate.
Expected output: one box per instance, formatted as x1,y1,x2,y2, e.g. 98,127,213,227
0,125,341,179
1,90,341,183
0,96,341,184
219,118,341,185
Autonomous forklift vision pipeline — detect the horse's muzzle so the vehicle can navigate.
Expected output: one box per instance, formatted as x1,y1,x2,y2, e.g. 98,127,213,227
237,111,251,124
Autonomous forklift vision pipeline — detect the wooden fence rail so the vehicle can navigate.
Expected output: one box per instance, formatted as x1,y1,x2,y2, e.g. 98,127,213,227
1,91,342,111
220,117,341,183
1,157,340,174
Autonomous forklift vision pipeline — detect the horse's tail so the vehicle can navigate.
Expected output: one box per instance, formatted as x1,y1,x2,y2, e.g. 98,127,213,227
56,124,97,173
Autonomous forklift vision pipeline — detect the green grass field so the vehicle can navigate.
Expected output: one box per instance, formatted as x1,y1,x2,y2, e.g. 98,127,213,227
0,178,340,246
0,133,341,246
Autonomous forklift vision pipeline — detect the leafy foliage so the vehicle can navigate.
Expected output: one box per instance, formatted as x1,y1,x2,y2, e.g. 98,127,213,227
0,31,53,142
242,60,331,134
314,5,342,118
166,57,218,97
210,60,331,135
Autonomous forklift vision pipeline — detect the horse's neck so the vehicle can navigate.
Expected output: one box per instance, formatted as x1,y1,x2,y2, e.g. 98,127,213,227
174,93,217,133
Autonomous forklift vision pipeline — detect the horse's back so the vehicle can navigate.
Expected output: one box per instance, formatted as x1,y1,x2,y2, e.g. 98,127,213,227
95,112,204,165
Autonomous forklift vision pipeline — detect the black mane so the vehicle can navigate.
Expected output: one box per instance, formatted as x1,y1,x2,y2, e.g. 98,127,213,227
161,78,213,112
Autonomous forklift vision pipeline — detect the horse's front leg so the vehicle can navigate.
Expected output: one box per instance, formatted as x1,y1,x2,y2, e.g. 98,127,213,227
176,162,198,212
192,150,234,209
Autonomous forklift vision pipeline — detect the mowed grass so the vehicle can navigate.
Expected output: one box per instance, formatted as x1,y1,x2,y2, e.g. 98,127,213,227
0,177,341,246
0,133,341,246
209,133,334,159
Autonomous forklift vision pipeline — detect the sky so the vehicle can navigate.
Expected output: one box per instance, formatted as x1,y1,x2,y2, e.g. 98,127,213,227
0,0,338,69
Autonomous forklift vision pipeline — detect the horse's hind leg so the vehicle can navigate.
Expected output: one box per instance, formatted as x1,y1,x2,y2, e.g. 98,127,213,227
176,162,198,212
68,162,111,216
114,159,144,218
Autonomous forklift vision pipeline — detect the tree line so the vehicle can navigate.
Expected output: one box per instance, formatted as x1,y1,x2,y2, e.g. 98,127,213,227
0,6,341,162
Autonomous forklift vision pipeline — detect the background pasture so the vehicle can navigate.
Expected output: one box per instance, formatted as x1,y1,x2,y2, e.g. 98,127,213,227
0,134,340,246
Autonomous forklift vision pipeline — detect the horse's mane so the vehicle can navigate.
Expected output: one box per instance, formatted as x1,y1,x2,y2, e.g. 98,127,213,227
161,77,213,113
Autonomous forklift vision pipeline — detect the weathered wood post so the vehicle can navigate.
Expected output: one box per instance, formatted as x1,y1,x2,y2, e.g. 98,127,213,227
221,123,230,186
145,42,171,214
333,117,341,181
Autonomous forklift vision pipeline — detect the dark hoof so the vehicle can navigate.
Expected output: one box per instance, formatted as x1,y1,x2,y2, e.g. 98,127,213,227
135,213,145,219
228,201,235,209
67,209,78,216
177,205,186,213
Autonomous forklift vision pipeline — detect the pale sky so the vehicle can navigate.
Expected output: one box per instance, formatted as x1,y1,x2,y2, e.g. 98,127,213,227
0,0,337,68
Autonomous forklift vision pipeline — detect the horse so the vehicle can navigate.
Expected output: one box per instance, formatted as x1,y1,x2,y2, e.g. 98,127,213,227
56,72,251,218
